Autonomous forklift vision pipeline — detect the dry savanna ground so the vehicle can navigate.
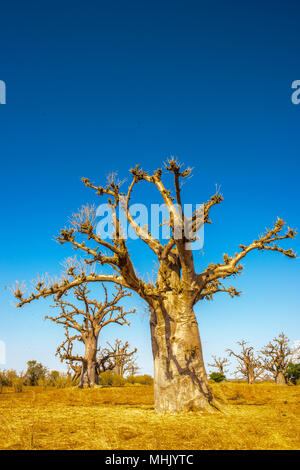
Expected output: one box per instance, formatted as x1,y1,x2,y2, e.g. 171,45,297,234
0,382,299,450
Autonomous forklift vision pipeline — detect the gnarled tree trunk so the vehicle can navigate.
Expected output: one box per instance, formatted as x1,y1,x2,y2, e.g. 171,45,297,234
149,293,213,413
79,335,98,387
248,368,255,384
275,371,288,385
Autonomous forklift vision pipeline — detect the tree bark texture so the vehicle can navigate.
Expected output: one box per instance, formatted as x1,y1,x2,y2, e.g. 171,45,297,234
149,293,213,413
79,335,98,387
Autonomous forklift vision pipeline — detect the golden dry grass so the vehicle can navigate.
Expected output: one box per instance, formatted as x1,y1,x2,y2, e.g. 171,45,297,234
0,382,299,450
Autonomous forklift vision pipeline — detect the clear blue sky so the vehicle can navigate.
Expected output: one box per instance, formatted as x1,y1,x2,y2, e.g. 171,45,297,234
0,0,299,376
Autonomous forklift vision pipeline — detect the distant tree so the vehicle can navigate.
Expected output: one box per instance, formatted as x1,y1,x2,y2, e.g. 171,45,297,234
48,370,60,385
126,363,141,377
46,278,135,387
209,372,226,383
227,341,264,384
287,363,300,385
260,333,300,385
127,374,153,385
24,360,48,386
208,355,230,376
98,339,137,377
0,369,19,387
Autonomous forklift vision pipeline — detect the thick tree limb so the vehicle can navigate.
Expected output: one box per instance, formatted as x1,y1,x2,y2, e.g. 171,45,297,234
13,271,129,307
199,218,296,290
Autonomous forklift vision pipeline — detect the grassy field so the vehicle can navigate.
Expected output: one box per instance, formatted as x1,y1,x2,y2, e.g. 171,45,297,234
0,382,299,450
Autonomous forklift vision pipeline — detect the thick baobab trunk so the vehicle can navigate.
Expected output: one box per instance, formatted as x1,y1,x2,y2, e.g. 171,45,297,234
248,369,255,384
149,294,213,413
79,335,98,387
275,371,288,385
114,362,123,377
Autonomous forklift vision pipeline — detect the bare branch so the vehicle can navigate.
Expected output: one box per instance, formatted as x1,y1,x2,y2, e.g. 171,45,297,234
199,218,297,290
208,355,230,375
199,279,241,301
98,339,137,376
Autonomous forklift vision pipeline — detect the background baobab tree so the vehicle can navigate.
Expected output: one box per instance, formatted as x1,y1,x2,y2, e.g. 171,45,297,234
13,159,297,412
127,363,141,377
260,333,300,385
46,275,135,387
227,341,264,384
62,336,137,383
208,356,230,376
99,339,137,377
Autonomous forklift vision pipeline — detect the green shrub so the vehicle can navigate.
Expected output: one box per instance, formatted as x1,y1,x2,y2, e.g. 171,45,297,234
0,369,19,386
13,378,23,393
0,370,26,390
24,360,48,386
99,370,126,387
112,374,126,387
48,370,60,386
99,370,114,387
209,372,226,383
126,374,153,385
36,371,75,389
287,363,300,385
37,376,49,389
53,374,74,389
126,375,135,384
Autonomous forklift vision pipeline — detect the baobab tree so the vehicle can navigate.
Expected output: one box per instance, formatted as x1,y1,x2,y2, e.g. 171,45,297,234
99,339,137,377
13,159,296,412
127,363,141,377
208,356,230,376
62,335,137,383
46,277,135,387
227,341,264,384
260,333,300,385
